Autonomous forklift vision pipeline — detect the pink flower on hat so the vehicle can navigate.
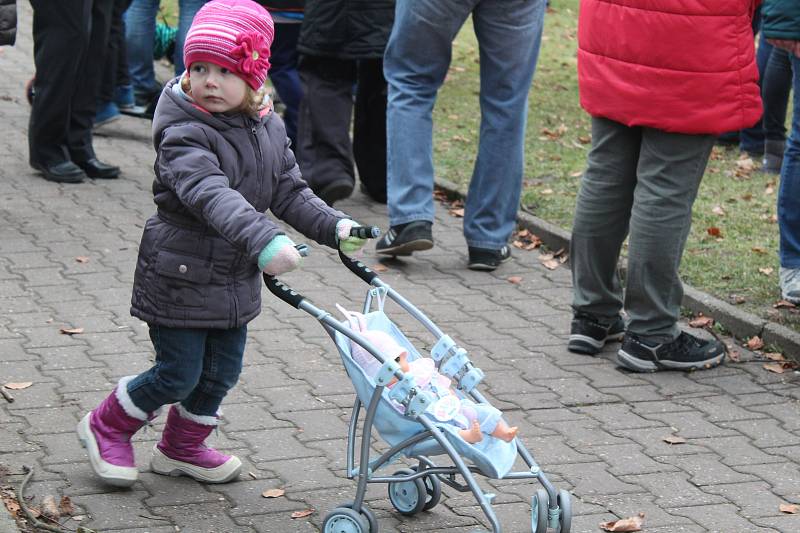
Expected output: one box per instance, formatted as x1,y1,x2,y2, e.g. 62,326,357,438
232,31,271,77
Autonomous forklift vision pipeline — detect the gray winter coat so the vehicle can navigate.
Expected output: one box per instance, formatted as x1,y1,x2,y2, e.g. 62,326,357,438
131,77,345,329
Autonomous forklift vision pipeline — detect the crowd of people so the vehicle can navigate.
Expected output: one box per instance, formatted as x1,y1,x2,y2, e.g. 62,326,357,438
0,0,798,489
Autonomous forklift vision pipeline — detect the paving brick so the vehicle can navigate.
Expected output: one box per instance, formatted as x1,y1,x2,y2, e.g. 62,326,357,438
695,435,787,467
590,443,679,477
621,472,725,508
719,418,800,448
670,503,778,533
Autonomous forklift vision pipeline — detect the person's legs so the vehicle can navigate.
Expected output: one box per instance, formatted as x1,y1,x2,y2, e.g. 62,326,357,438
28,0,91,171
571,117,640,322
383,0,472,227
464,0,545,251
353,58,388,203
174,0,206,74
762,45,793,173
150,326,245,483
296,55,357,204
778,55,800,303
124,0,160,100
126,326,209,412
267,22,302,149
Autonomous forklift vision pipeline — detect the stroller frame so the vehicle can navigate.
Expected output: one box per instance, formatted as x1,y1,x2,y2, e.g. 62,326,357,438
265,249,571,533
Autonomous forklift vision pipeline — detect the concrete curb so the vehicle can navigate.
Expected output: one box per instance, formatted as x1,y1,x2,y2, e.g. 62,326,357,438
435,177,800,361
0,511,19,533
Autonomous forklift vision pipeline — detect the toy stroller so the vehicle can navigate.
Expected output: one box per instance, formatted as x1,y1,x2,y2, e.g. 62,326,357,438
264,226,572,533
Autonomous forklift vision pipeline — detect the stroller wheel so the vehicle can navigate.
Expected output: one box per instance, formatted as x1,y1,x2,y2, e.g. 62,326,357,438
340,501,379,532
556,489,572,533
323,507,369,533
531,488,549,533
388,468,427,516
411,465,442,511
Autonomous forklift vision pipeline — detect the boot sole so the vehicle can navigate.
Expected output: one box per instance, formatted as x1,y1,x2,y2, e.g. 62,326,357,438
568,332,625,355
150,445,242,484
76,414,138,487
616,349,725,373
375,238,434,257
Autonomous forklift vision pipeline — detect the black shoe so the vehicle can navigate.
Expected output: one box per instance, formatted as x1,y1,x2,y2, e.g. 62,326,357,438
76,158,120,179
467,245,511,271
375,221,434,256
31,160,86,184
568,313,625,355
616,331,726,373
315,178,354,205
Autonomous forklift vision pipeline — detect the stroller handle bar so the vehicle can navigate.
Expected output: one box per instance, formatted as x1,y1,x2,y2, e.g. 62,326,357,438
264,226,381,308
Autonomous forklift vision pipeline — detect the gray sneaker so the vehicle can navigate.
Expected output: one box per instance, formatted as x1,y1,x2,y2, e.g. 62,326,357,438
780,267,800,304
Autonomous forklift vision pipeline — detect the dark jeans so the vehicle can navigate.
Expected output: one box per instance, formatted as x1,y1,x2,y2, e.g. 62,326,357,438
98,0,133,104
29,0,115,166
571,117,715,342
296,55,388,202
739,32,793,153
779,55,800,269
268,23,302,149
127,325,247,417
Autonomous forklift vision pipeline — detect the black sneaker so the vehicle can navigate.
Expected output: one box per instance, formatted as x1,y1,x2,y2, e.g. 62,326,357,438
568,313,625,355
375,221,434,256
616,331,726,373
467,245,511,271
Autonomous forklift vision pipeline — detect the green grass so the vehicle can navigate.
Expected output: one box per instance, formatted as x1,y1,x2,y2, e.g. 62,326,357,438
433,1,799,332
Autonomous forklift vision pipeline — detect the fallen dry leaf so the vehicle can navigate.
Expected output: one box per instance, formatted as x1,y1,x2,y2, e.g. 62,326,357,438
774,300,797,309
707,226,722,238
262,488,285,498
728,349,741,362
763,362,798,374
59,495,75,516
578,135,591,144
746,336,765,351
507,276,523,284
711,205,726,216
600,513,644,532
759,267,774,276
41,495,59,521
449,207,465,217
75,256,90,263
780,503,798,514
371,264,388,273
3,382,33,390
751,246,767,254
688,315,714,328
662,435,687,445
538,253,560,270
569,170,583,177
764,352,786,362
290,509,314,519
60,327,84,335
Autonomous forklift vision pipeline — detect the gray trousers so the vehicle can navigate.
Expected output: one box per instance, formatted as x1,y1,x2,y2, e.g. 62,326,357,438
570,117,715,342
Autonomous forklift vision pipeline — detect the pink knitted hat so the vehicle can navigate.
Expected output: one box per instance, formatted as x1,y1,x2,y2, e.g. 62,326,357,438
183,0,275,90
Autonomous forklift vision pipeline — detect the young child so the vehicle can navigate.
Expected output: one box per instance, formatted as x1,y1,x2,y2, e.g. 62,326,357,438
76,0,367,488
340,308,518,444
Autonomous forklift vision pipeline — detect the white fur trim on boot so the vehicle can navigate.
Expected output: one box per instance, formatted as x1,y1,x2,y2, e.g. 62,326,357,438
175,403,219,426
115,375,149,421
150,445,242,484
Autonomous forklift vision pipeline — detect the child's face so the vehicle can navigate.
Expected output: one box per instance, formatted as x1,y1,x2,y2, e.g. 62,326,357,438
187,62,248,113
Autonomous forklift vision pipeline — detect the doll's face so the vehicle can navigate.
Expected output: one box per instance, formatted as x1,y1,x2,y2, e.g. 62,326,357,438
187,62,248,113
396,352,410,373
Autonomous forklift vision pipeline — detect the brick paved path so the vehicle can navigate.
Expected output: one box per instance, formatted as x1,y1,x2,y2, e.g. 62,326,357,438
2,5,800,532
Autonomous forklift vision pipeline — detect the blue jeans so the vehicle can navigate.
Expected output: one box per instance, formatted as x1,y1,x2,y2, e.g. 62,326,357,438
126,325,246,417
740,33,794,152
384,0,545,250
779,55,800,269
268,23,302,148
124,0,206,96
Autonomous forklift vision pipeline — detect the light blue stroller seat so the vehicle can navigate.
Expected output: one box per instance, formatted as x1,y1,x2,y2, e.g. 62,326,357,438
334,309,518,480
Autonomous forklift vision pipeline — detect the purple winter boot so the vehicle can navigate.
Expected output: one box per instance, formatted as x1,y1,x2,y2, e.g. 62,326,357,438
76,376,153,487
150,405,242,483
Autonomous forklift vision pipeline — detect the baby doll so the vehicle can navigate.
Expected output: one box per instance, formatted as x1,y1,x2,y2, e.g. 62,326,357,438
340,307,518,444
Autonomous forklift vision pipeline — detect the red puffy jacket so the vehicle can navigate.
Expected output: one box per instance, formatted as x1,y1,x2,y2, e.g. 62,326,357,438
577,0,763,135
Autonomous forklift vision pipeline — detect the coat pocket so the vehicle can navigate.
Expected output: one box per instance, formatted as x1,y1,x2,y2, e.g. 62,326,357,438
154,251,214,308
